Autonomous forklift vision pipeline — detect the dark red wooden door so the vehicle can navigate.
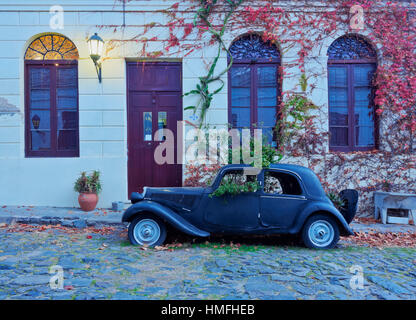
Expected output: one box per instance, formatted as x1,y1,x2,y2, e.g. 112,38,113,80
127,62,182,196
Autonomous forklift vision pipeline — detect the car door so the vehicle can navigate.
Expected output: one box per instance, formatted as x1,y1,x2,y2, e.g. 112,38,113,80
203,168,260,231
259,169,307,229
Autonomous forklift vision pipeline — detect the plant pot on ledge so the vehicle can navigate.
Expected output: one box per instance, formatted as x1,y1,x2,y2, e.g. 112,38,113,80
74,171,102,212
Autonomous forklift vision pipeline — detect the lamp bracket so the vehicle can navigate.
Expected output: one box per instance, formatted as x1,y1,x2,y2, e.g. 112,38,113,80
91,57,102,83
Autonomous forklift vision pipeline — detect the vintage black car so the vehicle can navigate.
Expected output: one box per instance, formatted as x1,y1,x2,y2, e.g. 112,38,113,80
122,164,357,249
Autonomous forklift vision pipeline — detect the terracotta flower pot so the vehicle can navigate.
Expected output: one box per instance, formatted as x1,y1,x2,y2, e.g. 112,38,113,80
78,193,99,212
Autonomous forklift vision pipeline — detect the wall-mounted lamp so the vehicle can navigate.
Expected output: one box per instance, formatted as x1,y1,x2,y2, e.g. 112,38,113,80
87,33,104,83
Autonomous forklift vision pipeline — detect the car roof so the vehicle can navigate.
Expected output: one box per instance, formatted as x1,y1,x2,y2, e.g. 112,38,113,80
269,163,316,178
219,163,327,199
220,163,310,175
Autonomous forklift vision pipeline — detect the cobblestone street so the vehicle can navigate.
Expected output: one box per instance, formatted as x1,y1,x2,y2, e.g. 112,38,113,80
0,226,415,300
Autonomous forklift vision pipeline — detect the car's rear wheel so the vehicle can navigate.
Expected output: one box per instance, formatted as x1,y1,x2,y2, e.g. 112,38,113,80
128,214,167,246
302,214,339,249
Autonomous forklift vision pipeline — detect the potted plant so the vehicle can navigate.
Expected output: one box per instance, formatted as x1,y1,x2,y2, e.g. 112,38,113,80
74,171,102,211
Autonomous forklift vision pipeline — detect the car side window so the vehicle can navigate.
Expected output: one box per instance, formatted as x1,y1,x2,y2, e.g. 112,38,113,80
220,169,257,186
264,170,302,195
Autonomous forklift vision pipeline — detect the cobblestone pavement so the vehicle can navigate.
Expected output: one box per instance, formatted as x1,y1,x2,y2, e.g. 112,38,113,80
0,227,415,300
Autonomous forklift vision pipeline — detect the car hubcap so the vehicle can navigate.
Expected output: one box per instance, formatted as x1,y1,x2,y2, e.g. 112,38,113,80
308,220,334,248
133,219,161,246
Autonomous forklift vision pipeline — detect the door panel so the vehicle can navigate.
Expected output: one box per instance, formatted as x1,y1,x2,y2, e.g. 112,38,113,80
127,62,182,196
260,195,306,228
202,169,260,231
203,194,259,230
260,169,307,228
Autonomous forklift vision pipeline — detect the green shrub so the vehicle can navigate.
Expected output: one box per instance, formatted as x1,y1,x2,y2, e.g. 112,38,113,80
327,192,345,211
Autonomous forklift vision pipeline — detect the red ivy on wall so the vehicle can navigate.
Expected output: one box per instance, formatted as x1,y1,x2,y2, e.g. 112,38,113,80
107,0,416,215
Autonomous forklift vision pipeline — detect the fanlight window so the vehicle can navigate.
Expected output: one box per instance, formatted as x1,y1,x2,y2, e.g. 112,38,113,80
25,34,79,157
25,34,79,60
327,34,376,60
229,34,280,60
327,34,377,152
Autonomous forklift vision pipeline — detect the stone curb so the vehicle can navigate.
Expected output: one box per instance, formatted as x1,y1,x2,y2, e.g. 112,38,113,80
0,215,126,229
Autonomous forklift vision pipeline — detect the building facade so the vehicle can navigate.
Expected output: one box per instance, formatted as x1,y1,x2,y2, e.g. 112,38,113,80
0,0,414,214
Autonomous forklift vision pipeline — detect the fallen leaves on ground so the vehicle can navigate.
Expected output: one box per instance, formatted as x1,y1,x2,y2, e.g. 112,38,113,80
154,245,168,251
342,231,416,247
5,223,117,236
353,217,381,224
354,216,414,225
2,222,416,249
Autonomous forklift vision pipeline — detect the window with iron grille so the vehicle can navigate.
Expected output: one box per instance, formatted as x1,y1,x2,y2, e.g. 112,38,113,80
327,34,378,152
228,34,281,147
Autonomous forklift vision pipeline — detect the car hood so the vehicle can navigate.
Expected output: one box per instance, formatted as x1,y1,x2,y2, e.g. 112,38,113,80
132,186,206,211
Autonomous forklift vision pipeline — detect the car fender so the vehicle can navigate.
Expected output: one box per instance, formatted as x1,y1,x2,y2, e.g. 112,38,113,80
291,201,354,236
122,200,210,238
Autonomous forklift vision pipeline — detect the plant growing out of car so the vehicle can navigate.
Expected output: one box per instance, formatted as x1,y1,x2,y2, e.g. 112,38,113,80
211,179,260,197
204,141,280,198
227,137,281,168
211,171,260,197
326,192,345,211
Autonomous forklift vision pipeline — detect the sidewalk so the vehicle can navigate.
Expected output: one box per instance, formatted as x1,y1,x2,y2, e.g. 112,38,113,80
0,205,415,233
0,205,125,228
351,220,416,234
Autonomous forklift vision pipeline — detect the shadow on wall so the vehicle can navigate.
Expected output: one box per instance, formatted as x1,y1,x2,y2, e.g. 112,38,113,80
0,97,20,116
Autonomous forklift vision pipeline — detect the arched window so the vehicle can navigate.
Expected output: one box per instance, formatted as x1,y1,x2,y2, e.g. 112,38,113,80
228,34,281,147
25,34,79,157
327,34,377,151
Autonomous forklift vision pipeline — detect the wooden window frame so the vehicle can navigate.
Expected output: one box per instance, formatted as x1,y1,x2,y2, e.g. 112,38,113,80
328,59,378,152
228,58,281,144
25,60,79,158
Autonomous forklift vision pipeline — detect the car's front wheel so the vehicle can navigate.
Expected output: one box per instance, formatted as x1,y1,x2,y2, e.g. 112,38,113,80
302,214,340,249
128,214,167,246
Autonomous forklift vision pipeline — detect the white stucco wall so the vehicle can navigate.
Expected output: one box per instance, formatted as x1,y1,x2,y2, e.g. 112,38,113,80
0,1,132,207
0,0,231,207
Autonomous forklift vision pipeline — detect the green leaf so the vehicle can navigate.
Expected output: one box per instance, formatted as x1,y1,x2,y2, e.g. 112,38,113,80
183,90,200,96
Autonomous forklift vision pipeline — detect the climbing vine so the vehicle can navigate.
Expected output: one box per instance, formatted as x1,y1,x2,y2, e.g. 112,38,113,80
106,0,416,216
183,0,244,128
